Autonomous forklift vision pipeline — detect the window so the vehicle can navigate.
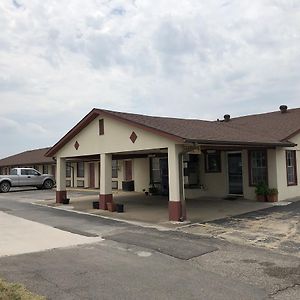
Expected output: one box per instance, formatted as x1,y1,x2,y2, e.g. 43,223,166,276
150,158,161,183
21,169,40,176
34,165,39,171
10,169,17,175
124,160,133,181
66,162,71,177
205,150,221,173
249,150,268,186
77,162,84,178
183,154,200,187
112,160,118,178
43,165,48,174
286,150,297,186
99,119,104,135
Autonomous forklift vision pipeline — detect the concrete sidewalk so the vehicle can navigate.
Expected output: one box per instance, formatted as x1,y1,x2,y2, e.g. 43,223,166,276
44,191,274,225
0,211,102,257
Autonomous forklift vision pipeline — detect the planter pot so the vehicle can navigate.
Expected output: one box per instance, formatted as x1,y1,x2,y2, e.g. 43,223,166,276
116,203,124,213
107,202,116,212
267,194,278,202
92,201,99,209
62,198,70,205
256,195,266,202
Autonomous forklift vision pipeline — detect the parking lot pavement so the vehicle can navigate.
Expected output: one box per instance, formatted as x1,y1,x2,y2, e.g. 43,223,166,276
180,200,300,258
0,211,102,257
0,190,299,299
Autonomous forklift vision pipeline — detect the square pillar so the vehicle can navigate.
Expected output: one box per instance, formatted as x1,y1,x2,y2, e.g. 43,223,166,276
95,162,100,189
168,144,186,221
84,162,89,188
56,157,67,203
99,153,113,210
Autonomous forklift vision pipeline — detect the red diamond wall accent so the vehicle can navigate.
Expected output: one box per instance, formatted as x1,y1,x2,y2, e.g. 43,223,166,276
74,141,80,150
130,131,137,143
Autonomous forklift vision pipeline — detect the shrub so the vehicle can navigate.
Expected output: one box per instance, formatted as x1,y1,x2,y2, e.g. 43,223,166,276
255,182,268,196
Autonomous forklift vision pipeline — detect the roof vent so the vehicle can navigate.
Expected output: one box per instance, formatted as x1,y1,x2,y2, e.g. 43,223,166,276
279,105,288,113
224,114,231,122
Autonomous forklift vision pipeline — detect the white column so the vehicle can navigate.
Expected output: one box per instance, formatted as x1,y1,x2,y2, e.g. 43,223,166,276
99,153,113,209
168,144,185,221
95,162,100,189
56,157,67,203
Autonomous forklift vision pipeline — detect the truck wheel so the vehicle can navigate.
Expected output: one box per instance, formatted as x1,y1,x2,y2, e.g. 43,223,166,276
43,179,54,190
0,181,11,193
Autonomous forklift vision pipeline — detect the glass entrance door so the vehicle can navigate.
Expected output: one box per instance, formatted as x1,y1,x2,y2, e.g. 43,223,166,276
228,153,243,195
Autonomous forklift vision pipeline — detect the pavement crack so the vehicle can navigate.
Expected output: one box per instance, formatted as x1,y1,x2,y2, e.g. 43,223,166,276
269,283,300,297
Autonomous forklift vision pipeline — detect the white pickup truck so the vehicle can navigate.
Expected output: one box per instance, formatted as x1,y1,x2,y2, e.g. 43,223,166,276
0,167,55,193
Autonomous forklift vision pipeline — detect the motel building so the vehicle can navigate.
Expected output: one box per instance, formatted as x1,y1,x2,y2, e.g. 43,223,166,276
42,105,300,221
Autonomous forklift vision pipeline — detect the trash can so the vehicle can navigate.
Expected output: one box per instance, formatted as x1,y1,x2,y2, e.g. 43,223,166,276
62,198,70,205
92,201,99,209
122,180,134,191
116,203,124,213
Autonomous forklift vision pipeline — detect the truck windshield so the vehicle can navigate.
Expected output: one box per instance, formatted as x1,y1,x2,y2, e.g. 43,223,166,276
10,169,17,175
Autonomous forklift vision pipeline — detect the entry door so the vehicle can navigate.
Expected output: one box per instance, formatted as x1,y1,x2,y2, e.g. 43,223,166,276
124,160,132,181
89,163,95,188
160,158,169,195
228,153,243,194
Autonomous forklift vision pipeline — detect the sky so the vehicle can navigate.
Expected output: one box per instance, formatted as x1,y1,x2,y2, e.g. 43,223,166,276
0,0,300,158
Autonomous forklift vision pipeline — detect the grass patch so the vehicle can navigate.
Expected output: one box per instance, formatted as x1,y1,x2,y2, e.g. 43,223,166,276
0,278,45,300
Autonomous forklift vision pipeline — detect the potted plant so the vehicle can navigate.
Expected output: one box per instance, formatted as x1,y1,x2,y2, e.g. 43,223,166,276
149,183,159,195
267,188,278,202
255,182,268,202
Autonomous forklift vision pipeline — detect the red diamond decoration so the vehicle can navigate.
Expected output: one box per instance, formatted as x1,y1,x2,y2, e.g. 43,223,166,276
74,141,80,150
130,131,137,143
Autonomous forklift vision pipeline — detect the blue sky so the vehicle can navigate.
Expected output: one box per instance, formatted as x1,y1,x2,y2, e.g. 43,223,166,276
0,0,300,158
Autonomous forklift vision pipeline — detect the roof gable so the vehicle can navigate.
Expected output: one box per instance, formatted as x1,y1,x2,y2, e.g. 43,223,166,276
46,107,299,157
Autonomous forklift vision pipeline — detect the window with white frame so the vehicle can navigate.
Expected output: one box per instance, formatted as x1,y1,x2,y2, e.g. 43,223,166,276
77,162,84,178
286,150,297,186
66,162,72,177
249,150,268,186
112,160,118,178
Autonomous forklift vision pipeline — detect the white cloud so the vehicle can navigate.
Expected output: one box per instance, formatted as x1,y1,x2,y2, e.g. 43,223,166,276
0,0,300,157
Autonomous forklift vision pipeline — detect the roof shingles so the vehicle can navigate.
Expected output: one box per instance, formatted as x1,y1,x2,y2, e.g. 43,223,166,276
0,147,54,167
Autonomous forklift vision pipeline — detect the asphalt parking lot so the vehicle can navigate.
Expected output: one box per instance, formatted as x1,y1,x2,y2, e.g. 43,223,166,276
0,189,299,299
180,200,300,258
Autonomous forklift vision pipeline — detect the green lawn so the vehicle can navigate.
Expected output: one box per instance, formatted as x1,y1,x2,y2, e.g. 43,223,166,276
0,278,45,300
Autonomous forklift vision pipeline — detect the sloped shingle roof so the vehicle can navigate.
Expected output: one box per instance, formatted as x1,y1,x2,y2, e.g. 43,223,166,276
0,147,54,167
46,107,300,157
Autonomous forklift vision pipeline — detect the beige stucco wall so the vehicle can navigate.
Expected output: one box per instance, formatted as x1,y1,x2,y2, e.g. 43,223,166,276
133,158,150,192
185,151,232,199
64,158,150,193
56,115,176,158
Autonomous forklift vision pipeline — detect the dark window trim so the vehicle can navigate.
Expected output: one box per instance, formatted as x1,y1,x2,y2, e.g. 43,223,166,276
286,150,298,186
204,150,222,173
77,162,84,178
248,150,268,187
